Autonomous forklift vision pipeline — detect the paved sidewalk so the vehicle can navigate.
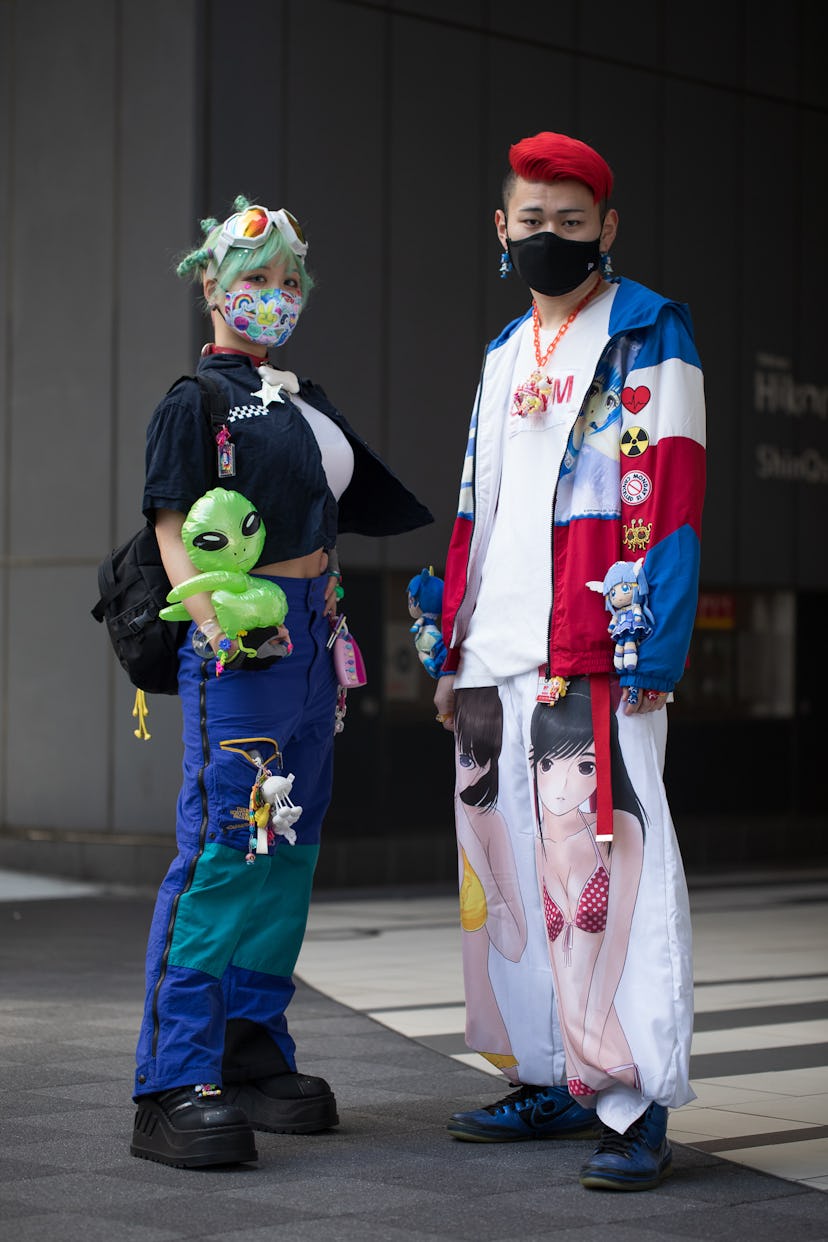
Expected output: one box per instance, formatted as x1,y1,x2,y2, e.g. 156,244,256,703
0,885,826,1240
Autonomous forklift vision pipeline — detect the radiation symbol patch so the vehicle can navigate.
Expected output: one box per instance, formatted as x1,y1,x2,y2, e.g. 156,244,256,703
620,426,650,458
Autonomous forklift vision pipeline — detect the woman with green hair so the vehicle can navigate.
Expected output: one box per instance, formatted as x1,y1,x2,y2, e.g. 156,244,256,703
131,198,431,1169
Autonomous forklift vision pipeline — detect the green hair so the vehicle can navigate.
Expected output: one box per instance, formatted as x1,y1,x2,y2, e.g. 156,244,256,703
176,195,314,302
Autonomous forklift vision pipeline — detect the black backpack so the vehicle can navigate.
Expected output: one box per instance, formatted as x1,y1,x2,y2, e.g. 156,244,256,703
91,373,229,695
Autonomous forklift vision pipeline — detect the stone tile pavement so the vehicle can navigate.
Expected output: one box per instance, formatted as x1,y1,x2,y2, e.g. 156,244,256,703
0,884,826,1241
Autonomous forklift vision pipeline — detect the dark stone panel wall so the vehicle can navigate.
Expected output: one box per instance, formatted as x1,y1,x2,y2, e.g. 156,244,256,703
0,0,825,876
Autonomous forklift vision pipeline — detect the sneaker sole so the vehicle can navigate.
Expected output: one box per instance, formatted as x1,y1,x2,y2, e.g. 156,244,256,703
580,1160,673,1192
448,1122,600,1143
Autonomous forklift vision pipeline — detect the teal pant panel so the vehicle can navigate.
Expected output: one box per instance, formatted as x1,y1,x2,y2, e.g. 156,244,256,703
233,843,319,976
167,840,319,979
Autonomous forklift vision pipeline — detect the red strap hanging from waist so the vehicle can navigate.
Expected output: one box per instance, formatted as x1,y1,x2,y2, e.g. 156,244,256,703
590,674,613,842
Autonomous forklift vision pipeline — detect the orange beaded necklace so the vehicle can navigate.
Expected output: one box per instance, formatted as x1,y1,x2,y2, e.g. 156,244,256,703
512,275,604,418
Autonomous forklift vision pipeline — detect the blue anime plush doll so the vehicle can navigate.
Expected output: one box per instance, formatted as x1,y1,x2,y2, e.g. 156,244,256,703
407,566,447,678
586,557,655,673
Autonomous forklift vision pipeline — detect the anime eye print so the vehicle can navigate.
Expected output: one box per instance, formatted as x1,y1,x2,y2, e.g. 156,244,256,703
456,751,491,794
586,384,621,432
538,756,596,778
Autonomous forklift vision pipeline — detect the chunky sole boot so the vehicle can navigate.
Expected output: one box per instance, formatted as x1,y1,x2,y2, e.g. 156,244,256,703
448,1084,599,1142
130,1085,258,1169
579,1102,672,1191
223,1072,339,1134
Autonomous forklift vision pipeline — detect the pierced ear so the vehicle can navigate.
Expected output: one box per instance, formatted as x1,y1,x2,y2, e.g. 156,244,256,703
600,208,619,251
204,275,218,308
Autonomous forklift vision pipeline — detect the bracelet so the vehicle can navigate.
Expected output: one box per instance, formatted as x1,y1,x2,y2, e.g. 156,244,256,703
198,617,222,640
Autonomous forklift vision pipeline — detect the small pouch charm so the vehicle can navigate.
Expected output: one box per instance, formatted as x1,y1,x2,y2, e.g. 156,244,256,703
327,615,367,689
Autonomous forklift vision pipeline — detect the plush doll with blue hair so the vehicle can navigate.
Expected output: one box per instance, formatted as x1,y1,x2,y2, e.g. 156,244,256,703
586,557,655,674
407,566,447,678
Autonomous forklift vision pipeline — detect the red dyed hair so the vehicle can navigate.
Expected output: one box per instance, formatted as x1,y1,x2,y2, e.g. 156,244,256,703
508,131,613,204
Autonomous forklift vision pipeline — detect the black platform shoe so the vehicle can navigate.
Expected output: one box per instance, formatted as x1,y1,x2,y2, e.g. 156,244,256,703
131,1084,258,1168
223,1072,339,1134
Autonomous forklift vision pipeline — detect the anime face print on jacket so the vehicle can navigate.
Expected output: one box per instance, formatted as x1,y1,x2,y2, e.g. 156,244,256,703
556,339,642,524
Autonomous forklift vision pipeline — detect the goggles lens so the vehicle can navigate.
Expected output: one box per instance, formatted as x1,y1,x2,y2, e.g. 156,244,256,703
214,205,308,268
281,209,306,246
232,206,271,241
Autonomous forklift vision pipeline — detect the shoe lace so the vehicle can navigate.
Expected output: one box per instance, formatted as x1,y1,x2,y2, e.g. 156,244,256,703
594,1119,643,1157
486,1085,544,1116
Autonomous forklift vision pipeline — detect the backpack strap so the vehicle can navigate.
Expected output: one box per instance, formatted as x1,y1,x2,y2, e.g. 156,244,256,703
166,372,231,468
195,372,231,436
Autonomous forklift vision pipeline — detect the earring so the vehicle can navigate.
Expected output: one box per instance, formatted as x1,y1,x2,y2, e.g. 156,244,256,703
599,251,614,280
499,250,512,278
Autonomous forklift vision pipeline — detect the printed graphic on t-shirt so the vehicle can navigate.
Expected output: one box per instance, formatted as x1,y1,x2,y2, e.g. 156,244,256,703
509,369,582,437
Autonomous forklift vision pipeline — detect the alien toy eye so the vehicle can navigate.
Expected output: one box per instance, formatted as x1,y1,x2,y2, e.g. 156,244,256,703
193,530,229,552
242,511,262,537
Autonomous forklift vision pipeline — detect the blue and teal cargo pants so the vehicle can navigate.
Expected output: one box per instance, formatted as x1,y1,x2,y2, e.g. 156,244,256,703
134,575,337,1098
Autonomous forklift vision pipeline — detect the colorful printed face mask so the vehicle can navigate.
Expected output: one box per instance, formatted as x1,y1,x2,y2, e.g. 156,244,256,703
222,286,302,347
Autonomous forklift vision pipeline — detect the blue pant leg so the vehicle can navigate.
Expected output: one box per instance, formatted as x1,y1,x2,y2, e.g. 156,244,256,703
135,641,287,1096
221,575,338,1078
135,577,339,1095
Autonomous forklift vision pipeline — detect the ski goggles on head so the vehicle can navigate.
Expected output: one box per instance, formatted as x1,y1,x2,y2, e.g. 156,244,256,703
210,206,308,270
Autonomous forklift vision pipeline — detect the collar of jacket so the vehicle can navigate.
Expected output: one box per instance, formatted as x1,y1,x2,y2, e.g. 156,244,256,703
485,277,687,356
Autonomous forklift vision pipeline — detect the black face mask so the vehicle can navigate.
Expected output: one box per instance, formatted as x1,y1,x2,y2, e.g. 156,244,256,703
508,230,601,297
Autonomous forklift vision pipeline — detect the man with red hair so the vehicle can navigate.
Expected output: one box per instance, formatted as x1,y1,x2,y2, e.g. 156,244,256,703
434,131,705,1192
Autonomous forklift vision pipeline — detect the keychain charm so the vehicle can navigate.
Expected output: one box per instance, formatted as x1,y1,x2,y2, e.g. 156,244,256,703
536,673,569,705
216,424,236,478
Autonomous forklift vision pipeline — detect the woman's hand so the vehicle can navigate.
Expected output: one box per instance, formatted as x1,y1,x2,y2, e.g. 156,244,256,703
622,687,668,715
323,575,338,617
434,674,456,731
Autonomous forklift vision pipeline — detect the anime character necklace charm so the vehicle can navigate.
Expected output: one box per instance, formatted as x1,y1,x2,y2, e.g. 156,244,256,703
512,277,603,418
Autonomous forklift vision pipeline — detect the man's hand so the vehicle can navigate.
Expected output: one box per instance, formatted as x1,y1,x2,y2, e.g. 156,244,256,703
434,673,457,731
622,687,668,715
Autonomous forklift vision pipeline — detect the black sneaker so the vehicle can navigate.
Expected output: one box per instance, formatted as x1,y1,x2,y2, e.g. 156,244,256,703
131,1083,258,1169
448,1084,599,1142
579,1102,672,1191
223,1072,339,1134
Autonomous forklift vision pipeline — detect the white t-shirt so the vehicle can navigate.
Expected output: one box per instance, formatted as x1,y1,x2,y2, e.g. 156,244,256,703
255,368,355,501
455,318,587,688
292,395,355,501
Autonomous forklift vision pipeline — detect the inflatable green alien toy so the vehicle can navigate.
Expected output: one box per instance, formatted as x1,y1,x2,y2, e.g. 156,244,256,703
160,488,289,672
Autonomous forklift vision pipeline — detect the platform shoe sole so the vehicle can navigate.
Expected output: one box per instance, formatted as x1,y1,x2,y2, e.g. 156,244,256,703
223,1083,339,1134
131,1102,258,1168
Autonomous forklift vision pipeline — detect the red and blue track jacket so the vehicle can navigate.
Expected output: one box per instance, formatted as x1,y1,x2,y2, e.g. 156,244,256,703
441,278,706,693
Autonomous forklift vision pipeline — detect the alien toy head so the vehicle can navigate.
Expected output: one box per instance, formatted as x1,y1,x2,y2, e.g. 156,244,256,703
180,489,265,574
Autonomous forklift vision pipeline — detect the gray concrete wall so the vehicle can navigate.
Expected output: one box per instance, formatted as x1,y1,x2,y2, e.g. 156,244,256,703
1,0,826,884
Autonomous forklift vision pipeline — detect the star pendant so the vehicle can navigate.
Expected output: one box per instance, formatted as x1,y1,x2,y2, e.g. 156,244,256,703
251,375,286,407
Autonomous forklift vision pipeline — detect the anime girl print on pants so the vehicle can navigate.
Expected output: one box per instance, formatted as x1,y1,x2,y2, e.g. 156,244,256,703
455,687,527,1080
530,679,644,1099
